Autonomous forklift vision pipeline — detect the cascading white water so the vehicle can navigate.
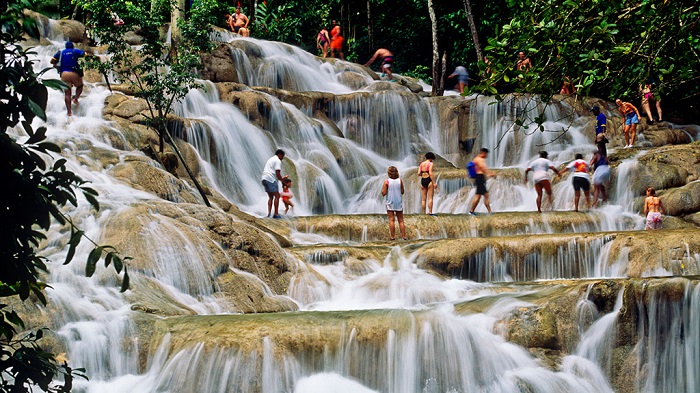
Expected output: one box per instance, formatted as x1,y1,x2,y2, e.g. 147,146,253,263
17,15,698,393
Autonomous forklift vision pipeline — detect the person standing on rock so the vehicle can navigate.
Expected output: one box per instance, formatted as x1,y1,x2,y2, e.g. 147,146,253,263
382,166,406,240
469,148,495,215
418,152,437,216
589,149,610,207
51,41,88,117
616,99,641,148
591,106,608,157
261,149,288,218
448,65,469,94
644,187,664,230
330,21,345,60
524,151,560,213
640,80,663,124
559,153,591,212
316,27,330,58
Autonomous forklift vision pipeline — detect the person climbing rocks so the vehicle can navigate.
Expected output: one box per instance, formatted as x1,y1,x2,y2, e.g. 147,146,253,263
559,153,591,212
469,148,495,215
329,21,345,60
418,152,437,216
51,41,88,117
516,51,532,72
640,80,662,124
448,65,469,94
316,27,330,58
591,106,608,157
590,149,610,207
524,151,560,213
616,99,641,148
261,149,288,218
644,187,664,230
382,166,407,240
365,48,395,81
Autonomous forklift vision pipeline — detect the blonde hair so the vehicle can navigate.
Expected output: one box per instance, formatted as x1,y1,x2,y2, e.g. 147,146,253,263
387,166,399,179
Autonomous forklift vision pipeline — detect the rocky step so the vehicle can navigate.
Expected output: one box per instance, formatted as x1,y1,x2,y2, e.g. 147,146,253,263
275,211,696,244
129,276,699,393
288,228,700,283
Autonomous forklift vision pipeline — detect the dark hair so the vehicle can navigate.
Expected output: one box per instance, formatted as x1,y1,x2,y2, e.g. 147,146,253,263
65,41,74,48
275,149,285,157
480,148,489,154
591,105,600,113
647,187,656,196
539,151,548,158
575,153,583,160
425,152,435,160
282,178,292,186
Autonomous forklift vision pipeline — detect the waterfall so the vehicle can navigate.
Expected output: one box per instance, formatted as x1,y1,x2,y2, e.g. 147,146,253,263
17,14,700,393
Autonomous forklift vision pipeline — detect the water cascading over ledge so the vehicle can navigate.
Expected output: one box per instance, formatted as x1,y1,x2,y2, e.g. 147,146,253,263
18,13,700,392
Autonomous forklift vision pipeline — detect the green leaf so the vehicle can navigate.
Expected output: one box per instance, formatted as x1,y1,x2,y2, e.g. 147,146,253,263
120,266,130,292
64,229,84,265
86,247,103,277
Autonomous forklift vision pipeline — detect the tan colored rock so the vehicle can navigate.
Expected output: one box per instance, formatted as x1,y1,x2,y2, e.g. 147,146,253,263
504,306,560,349
109,159,202,204
56,19,87,43
199,43,239,82
659,181,700,216
216,270,299,313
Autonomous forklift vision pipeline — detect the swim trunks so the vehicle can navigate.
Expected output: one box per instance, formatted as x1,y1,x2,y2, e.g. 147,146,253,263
572,177,590,191
646,211,662,230
262,180,279,193
625,112,639,126
474,174,487,195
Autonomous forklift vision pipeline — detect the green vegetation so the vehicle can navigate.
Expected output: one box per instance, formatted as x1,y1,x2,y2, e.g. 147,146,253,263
1,0,129,390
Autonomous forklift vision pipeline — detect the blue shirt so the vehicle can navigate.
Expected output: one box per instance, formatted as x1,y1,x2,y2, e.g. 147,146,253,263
53,48,86,74
595,112,607,135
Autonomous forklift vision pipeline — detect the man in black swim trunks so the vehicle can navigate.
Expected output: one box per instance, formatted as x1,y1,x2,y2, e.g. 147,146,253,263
469,148,496,215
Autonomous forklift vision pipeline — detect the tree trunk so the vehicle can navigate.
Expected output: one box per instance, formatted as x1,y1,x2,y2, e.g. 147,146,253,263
439,51,447,96
428,0,439,96
367,0,372,52
170,0,185,57
461,0,482,61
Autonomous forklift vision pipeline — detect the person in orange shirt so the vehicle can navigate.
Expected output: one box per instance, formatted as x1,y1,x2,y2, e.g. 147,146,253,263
330,20,345,60
615,99,641,148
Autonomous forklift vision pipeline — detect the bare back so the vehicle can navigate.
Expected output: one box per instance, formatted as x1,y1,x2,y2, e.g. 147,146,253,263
644,196,662,213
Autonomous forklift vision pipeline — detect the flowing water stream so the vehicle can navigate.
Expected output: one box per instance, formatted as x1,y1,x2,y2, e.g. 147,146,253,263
19,26,700,392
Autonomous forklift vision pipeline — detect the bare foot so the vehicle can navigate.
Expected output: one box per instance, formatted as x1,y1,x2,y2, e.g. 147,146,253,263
72,96,80,105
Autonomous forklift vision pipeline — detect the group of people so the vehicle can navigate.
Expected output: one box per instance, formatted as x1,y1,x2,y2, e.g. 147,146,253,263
316,21,345,59
224,8,249,36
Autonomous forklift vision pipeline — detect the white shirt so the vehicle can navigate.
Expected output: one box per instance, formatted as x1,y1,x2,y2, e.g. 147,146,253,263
261,155,282,183
528,157,555,183
385,178,403,211
566,159,589,179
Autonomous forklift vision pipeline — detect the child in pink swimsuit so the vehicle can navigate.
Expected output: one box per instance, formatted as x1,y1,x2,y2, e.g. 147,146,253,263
281,178,294,214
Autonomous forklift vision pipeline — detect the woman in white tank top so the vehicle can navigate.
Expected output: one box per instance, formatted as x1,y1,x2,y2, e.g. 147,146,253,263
381,166,407,240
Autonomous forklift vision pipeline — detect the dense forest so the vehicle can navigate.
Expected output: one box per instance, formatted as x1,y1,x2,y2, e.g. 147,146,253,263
39,0,699,121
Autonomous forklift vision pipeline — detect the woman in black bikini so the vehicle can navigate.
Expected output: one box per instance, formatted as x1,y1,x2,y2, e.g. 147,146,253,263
418,152,437,215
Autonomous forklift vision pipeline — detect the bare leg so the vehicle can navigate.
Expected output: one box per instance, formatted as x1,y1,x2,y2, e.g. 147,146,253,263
630,123,637,145
592,185,600,207
73,84,83,104
623,125,630,146
601,186,607,203
420,186,428,214
267,193,274,216
427,184,435,214
574,190,580,212
535,182,544,213
543,180,553,211
483,193,492,213
470,194,481,213
396,211,406,239
64,89,72,116
583,189,591,210
387,210,396,239
656,99,662,121
642,100,653,121
273,193,281,216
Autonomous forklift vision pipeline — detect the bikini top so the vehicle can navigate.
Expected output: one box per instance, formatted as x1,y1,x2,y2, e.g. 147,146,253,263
419,161,432,175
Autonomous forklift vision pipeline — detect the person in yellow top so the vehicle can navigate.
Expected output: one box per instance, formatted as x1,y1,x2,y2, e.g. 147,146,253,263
615,99,641,148
643,187,664,230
